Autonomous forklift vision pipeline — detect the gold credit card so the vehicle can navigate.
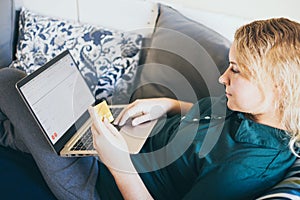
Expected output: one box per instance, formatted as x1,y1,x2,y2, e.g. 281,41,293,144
93,100,114,122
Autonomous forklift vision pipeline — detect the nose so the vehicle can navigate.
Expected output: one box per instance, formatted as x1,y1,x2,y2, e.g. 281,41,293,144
219,69,229,86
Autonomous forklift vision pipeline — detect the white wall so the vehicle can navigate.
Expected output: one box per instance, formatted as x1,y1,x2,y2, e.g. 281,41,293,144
15,0,300,40
153,0,300,22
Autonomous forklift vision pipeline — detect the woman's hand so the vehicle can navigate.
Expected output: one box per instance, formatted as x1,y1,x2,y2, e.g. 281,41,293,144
114,98,193,127
114,98,177,126
88,106,131,171
88,106,154,200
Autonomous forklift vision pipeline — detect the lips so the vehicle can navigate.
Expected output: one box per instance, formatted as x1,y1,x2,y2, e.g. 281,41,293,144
225,92,232,97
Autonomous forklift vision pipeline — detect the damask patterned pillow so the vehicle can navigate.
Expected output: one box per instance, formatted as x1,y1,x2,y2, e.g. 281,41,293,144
12,8,143,104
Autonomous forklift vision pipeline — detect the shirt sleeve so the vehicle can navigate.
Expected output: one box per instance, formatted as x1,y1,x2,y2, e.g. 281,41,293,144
181,158,277,200
182,174,270,200
181,148,294,200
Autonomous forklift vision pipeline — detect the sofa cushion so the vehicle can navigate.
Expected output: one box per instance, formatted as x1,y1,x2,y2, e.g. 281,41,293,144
132,3,231,103
12,8,143,104
0,0,16,68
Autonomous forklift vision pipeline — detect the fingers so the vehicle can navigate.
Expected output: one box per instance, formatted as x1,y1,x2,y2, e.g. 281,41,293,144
89,106,116,137
88,106,104,132
91,120,116,150
113,107,128,125
113,102,136,125
91,125,99,149
131,113,151,126
103,118,118,136
114,101,145,126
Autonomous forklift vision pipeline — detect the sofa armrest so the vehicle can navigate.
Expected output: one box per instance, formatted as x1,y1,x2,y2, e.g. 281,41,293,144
0,0,16,68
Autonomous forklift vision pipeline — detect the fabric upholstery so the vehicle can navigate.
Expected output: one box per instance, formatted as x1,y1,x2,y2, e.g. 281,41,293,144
0,0,16,68
132,3,231,103
1,2,300,200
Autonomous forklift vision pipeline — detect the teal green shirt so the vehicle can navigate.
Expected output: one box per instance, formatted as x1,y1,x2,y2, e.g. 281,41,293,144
97,96,296,200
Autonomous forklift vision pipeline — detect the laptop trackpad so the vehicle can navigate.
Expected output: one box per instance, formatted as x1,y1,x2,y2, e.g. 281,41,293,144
119,119,157,154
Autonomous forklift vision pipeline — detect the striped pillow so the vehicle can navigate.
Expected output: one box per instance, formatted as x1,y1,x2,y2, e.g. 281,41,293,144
257,159,300,200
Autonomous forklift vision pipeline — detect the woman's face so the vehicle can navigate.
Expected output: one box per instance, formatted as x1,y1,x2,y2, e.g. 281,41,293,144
219,45,277,116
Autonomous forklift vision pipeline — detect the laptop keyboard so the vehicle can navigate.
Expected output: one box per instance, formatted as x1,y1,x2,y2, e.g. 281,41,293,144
71,128,93,151
70,107,124,151
111,107,124,119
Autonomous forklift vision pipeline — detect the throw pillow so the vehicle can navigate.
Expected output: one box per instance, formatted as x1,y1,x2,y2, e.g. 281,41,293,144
132,3,231,103
12,8,143,104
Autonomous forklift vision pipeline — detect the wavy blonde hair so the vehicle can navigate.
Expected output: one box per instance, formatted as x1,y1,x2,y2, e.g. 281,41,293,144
233,18,300,154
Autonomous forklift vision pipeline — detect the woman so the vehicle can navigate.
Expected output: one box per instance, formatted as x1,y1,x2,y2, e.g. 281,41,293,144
89,17,300,200
0,17,299,200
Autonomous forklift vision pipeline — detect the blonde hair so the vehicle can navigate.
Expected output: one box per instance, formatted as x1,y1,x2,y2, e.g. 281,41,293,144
233,18,300,154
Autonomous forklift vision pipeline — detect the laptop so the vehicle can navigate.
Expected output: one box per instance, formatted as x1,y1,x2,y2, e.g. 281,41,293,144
15,50,157,156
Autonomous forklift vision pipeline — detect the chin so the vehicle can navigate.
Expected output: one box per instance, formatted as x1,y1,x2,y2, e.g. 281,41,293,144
226,101,238,112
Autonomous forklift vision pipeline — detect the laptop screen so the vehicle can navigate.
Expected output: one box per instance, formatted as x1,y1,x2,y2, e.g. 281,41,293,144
18,51,95,145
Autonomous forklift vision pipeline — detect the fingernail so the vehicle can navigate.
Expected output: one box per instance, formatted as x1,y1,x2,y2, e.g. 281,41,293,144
132,120,137,126
119,121,125,126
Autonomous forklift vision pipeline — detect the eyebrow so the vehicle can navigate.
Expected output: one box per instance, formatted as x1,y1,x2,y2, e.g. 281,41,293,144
229,61,237,65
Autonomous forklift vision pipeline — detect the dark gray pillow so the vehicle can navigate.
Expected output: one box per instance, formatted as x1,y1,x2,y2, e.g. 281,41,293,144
132,3,231,103
0,0,16,68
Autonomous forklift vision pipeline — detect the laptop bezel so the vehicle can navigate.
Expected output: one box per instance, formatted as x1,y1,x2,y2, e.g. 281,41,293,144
15,50,96,154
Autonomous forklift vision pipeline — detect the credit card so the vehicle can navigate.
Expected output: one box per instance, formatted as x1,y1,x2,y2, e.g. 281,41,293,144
93,100,114,122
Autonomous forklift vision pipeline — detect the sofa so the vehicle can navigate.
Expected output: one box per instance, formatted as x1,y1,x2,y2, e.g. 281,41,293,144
1,0,300,199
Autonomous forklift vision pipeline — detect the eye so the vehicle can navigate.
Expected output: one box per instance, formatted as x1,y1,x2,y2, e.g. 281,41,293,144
230,66,240,74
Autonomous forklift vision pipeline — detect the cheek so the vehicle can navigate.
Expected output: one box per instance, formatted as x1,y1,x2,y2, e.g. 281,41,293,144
240,88,263,105
229,80,264,112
